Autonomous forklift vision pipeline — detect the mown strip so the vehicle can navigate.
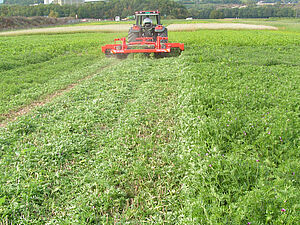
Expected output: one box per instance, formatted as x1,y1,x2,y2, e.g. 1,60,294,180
0,60,119,127
0,32,126,119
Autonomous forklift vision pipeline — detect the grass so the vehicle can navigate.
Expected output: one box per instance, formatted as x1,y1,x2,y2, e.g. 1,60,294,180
0,24,299,223
0,32,128,119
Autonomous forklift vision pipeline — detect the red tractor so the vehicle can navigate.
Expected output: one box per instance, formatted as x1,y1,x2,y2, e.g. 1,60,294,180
102,11,184,59
128,10,168,43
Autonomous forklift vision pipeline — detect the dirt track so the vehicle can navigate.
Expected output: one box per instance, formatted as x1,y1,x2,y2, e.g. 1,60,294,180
167,23,278,31
0,23,277,36
0,61,119,128
0,24,131,36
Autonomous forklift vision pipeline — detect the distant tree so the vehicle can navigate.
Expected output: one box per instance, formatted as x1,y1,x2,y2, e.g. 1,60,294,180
3,0,43,5
209,10,224,19
48,10,58,18
295,2,300,17
0,0,296,19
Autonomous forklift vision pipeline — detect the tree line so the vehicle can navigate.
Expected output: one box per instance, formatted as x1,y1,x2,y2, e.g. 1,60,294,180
3,0,299,5
0,0,188,19
175,0,300,4
3,0,44,6
0,0,296,19
190,6,295,19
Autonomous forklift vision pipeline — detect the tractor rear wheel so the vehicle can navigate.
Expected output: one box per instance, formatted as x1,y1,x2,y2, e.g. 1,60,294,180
128,31,140,43
157,29,168,43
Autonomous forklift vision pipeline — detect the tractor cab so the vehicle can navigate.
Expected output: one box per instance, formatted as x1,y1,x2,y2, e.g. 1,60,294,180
135,11,161,27
129,11,166,40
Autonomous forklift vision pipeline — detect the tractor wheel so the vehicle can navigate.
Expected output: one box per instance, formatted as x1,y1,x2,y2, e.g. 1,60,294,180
157,29,168,43
116,54,128,60
170,47,182,57
154,53,163,59
114,45,128,59
105,49,113,58
154,48,182,59
128,31,140,43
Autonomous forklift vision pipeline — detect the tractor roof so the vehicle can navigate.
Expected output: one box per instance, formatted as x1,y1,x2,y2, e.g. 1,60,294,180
135,11,160,16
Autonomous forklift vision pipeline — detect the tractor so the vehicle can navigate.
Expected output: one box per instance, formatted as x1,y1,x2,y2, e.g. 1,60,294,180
102,11,184,59
128,10,168,44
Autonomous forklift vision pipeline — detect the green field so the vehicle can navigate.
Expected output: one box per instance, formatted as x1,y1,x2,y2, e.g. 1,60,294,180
0,32,129,119
0,20,299,224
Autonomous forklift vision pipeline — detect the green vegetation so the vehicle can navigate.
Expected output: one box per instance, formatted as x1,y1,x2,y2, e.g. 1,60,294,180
0,32,123,118
3,0,43,5
0,21,300,223
0,0,297,20
176,0,299,5
0,0,188,19
3,0,299,6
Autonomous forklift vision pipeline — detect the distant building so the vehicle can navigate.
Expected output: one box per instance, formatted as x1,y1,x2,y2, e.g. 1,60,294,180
44,0,54,4
257,1,276,6
84,0,107,2
50,0,85,5
44,0,106,5
231,5,248,9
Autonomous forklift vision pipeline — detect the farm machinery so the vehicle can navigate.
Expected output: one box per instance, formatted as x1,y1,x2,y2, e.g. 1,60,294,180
102,11,184,59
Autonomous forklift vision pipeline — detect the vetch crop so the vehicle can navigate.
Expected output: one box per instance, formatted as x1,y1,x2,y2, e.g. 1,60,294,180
0,26,299,224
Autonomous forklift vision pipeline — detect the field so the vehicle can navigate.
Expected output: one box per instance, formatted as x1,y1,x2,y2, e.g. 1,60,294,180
0,23,278,36
2,18,300,36
0,20,299,224
0,17,74,31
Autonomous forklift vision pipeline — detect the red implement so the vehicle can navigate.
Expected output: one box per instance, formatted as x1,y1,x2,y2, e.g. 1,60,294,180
102,37,184,59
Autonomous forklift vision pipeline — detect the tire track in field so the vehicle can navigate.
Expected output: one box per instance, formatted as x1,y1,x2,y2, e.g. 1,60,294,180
0,61,119,128
167,23,278,31
0,23,277,36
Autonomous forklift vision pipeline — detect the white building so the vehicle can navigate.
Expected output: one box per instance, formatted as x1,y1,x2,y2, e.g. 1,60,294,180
44,0,54,4
256,1,276,6
84,0,106,2
44,0,106,5
44,0,85,5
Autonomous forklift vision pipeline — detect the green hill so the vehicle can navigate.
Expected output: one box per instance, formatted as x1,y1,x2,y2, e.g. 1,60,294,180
3,0,43,5
174,0,299,5
2,0,299,6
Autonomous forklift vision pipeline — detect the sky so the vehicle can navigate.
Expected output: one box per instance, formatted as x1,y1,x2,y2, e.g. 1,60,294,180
0,0,3,4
